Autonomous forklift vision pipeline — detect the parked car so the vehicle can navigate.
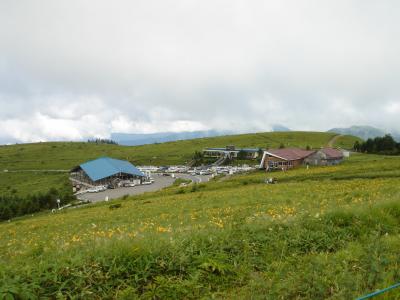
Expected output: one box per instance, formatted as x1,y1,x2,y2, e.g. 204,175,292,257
87,185,106,193
97,185,107,192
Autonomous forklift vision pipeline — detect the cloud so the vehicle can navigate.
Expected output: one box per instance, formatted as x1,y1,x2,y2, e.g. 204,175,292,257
0,0,399,143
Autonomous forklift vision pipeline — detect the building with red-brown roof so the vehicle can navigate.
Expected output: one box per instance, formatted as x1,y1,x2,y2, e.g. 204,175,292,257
304,148,344,166
260,148,315,170
259,147,345,170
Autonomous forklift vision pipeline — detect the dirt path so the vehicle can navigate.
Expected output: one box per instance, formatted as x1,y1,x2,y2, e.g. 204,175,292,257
327,134,343,147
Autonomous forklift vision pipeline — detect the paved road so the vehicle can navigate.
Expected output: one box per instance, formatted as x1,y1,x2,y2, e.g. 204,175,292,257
78,173,211,202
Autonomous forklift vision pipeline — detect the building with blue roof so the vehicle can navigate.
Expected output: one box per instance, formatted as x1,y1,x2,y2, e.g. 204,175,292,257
71,157,144,186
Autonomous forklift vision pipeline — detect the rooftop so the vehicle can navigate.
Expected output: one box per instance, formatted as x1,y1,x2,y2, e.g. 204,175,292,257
320,148,344,159
266,148,315,160
78,157,144,182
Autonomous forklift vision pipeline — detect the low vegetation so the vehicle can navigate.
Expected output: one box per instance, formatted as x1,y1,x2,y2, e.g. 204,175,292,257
0,132,359,199
0,187,73,221
0,172,74,220
0,132,357,171
87,138,118,145
1,153,399,298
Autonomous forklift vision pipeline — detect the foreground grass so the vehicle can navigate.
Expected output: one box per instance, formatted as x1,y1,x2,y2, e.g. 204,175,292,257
1,154,399,299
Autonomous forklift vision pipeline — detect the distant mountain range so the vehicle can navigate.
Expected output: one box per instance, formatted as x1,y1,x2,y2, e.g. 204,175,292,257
109,125,398,147
111,125,292,146
328,126,399,142
111,130,233,146
271,124,291,132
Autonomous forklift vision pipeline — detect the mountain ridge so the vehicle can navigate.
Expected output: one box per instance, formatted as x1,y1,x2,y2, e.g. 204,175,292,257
328,125,399,142
110,130,234,146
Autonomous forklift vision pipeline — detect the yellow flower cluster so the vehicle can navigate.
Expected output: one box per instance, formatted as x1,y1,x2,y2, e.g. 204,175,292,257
157,226,172,233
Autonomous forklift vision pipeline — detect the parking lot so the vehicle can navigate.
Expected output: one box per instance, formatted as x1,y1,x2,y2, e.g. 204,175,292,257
78,173,211,202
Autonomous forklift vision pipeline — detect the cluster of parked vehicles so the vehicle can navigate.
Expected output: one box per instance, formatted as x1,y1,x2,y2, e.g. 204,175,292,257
75,163,257,198
139,164,256,177
85,178,154,193
139,166,189,173
188,165,256,176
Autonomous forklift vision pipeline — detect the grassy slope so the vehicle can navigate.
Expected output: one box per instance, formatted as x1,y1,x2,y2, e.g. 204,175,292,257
0,172,71,197
0,131,357,170
0,132,359,196
1,154,399,299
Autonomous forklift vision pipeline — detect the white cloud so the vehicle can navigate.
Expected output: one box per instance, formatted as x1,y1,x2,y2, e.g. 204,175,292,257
384,102,400,114
0,0,400,143
110,116,206,134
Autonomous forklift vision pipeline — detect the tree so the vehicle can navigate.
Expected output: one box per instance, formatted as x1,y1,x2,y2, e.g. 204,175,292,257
353,141,360,152
192,151,204,166
237,150,247,160
87,138,118,145
357,134,399,155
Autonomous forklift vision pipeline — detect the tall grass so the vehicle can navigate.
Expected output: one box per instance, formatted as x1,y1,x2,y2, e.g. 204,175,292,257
1,201,399,299
1,154,399,299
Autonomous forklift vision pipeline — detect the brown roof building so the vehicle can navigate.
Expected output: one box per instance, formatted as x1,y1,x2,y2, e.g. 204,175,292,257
260,148,345,170
304,148,344,166
260,148,315,170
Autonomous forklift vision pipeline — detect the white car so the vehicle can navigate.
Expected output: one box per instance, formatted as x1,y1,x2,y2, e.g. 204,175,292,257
97,185,107,192
87,185,107,193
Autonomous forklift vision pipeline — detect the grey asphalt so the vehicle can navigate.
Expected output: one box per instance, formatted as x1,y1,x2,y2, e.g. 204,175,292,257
78,173,211,202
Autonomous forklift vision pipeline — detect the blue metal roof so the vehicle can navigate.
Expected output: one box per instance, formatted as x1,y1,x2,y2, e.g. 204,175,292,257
241,148,260,152
79,157,144,182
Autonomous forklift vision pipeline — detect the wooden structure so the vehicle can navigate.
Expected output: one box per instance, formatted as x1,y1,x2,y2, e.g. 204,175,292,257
260,148,345,170
304,148,344,166
260,148,314,171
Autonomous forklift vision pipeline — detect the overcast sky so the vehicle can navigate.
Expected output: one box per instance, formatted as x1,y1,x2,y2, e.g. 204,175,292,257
0,0,399,143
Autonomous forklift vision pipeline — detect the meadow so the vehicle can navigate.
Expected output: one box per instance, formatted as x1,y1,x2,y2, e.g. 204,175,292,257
1,153,399,299
0,131,358,198
0,131,355,170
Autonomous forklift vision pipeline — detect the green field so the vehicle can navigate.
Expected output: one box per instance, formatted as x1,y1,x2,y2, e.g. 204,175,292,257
1,153,400,299
0,172,71,197
0,131,358,197
0,131,356,170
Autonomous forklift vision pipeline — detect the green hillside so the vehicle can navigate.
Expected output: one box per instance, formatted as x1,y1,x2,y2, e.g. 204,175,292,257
0,131,360,197
0,132,357,196
0,131,357,170
1,154,399,298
